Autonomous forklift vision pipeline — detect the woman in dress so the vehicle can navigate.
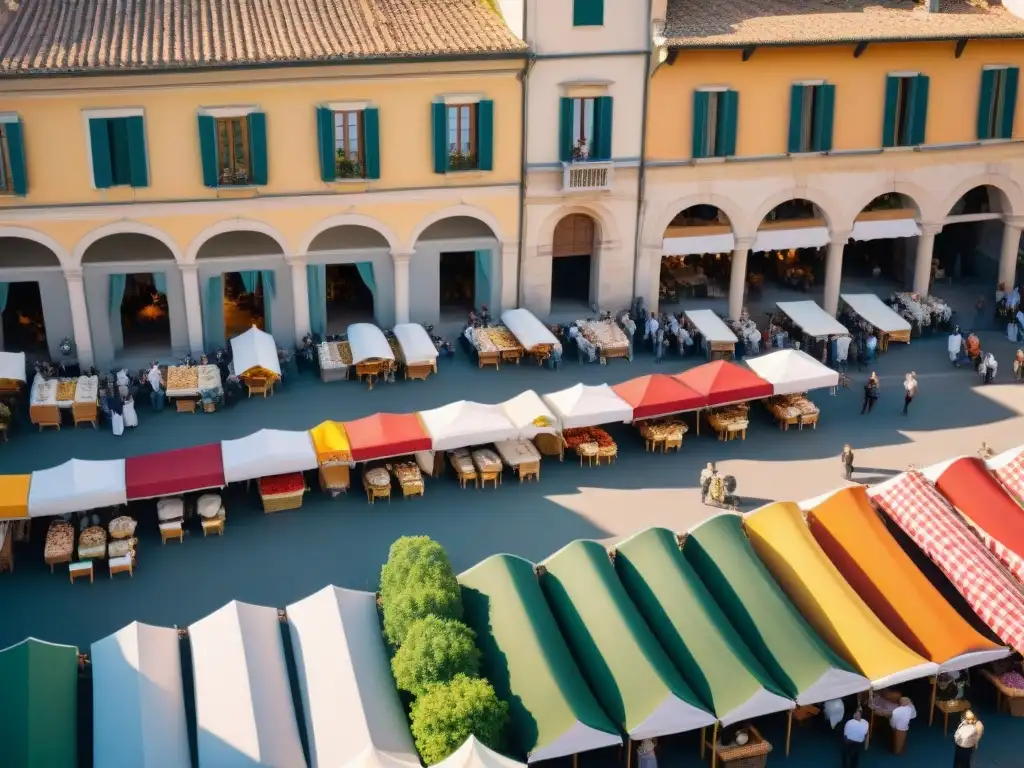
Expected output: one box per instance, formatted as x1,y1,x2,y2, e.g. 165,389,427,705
636,738,657,768
122,394,138,428
108,394,124,437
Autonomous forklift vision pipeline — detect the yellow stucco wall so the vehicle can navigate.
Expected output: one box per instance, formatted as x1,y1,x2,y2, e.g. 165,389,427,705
647,40,1024,160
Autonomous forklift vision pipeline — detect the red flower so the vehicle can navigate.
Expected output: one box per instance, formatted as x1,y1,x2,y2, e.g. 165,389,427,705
259,472,305,496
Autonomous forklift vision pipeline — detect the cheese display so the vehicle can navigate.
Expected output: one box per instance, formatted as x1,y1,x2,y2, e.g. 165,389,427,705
78,526,108,559
318,341,353,382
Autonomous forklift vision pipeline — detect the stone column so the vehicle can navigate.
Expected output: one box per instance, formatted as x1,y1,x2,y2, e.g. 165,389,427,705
639,243,663,313
999,218,1022,292
288,256,310,344
728,237,754,320
823,230,851,316
500,241,519,312
63,267,94,368
913,223,943,296
179,263,205,357
392,250,414,325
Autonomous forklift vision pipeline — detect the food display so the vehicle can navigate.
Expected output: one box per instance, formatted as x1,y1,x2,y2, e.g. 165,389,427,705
44,521,75,570
563,427,615,449
362,466,392,503
72,375,100,426
78,526,108,559
494,439,542,482
108,516,138,539
157,498,185,522
894,292,953,330
108,537,137,559
449,448,479,488
577,320,630,360
318,341,353,382
166,366,198,393
390,462,424,498
472,449,502,473
258,472,306,514
29,376,60,429
708,405,750,441
639,420,688,451
766,394,819,431
485,326,522,353
56,378,77,404
467,328,499,354
197,494,224,520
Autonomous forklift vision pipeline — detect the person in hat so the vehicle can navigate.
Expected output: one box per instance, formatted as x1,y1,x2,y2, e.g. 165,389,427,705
952,710,983,767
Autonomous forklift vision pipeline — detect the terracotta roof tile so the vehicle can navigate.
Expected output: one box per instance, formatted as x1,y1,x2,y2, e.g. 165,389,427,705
664,0,1024,47
0,0,526,75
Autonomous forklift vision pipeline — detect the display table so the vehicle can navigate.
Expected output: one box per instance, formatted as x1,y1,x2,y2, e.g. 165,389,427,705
363,467,391,503
465,327,501,369
706,725,771,768
932,698,971,735
472,449,503,489
159,521,184,545
449,449,479,488
318,463,350,496
69,560,94,584
494,439,541,482
391,462,424,499
109,553,134,578
708,405,750,441
765,395,819,431
44,521,74,571
638,421,687,452
564,427,616,467
577,319,629,362
317,341,352,382
982,668,1024,717
258,473,306,513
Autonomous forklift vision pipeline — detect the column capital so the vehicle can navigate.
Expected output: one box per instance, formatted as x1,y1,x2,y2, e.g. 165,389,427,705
63,267,83,283
733,236,755,250
391,249,415,264
919,222,944,236
1004,215,1024,230
829,230,852,243
501,241,520,254
285,254,308,267
178,262,199,273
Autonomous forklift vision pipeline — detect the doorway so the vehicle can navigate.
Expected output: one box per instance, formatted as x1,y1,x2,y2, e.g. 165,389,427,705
1,282,47,353
326,263,375,334
223,271,266,338
440,252,476,313
119,273,170,349
552,214,596,310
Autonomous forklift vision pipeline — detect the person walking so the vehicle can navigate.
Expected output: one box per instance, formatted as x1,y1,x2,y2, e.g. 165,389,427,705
889,696,917,755
860,373,879,415
841,445,855,480
842,709,868,768
147,362,165,412
1014,349,1024,381
952,710,983,768
902,372,918,416
948,326,963,365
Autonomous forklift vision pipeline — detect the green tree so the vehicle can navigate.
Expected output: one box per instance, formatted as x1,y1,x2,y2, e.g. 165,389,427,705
410,675,509,765
392,617,481,696
380,536,463,645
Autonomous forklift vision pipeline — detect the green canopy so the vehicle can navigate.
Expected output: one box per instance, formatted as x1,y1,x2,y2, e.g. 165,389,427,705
539,540,715,739
615,528,795,726
0,637,78,767
460,555,622,762
682,515,869,705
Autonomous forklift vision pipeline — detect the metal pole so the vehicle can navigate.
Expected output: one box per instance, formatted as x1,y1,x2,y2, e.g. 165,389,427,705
700,727,706,760
929,676,938,726
626,738,632,768
710,722,719,768
573,754,578,768
786,709,793,755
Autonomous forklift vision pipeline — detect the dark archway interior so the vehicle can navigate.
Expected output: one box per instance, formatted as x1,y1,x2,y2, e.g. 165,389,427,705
120,273,170,349
936,186,1007,283
552,214,595,305
439,252,476,310
0,237,61,355
223,272,266,338
326,264,375,333
660,206,734,302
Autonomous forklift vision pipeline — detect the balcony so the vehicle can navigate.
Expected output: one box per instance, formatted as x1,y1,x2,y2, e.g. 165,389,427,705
562,160,613,192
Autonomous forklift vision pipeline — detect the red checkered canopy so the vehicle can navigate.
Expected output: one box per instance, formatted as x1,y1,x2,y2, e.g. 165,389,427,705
869,471,1024,652
991,447,1024,502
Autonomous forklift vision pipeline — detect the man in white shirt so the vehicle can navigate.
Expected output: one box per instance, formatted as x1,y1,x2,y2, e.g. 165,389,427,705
147,362,165,412
842,709,868,767
948,327,963,364
889,697,916,754
645,313,659,346
953,710,983,767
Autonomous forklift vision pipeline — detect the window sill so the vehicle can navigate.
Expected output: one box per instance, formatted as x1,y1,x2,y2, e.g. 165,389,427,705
444,169,487,178
329,178,370,185
692,157,727,165
881,145,918,153
787,151,828,158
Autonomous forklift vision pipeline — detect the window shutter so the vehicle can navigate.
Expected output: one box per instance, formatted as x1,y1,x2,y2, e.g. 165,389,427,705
573,0,604,26
882,75,900,148
787,85,805,154
691,91,710,159
125,115,149,187
559,98,575,163
88,119,113,189
594,96,613,161
977,69,997,140
432,103,447,174
247,112,268,185
6,120,27,195
1000,67,1019,140
317,107,336,182
909,74,930,145
197,115,219,187
476,100,494,171
812,83,836,152
364,108,381,180
718,89,739,157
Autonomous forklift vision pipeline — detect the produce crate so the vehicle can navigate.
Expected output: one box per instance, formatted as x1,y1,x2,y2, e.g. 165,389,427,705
258,473,306,514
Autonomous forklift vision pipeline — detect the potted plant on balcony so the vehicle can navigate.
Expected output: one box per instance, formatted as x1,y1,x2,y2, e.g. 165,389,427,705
336,151,365,179
448,148,477,172
571,139,590,163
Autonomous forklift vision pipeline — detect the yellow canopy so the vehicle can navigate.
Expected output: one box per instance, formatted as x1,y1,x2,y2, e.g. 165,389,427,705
310,421,352,464
744,502,937,688
0,475,30,519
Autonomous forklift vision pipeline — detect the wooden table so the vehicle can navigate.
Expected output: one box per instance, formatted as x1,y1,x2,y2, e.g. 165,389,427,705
201,517,225,536
69,561,93,584
159,521,184,545
932,698,971,735
109,554,134,578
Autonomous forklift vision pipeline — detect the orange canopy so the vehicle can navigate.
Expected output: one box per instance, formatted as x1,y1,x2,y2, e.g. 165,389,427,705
807,487,1004,668
0,475,30,519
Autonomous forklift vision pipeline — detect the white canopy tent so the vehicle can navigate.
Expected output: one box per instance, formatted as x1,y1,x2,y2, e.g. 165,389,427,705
841,294,913,334
435,737,526,768
501,309,560,351
663,232,735,256
0,351,26,382
348,324,395,365
850,217,921,242
745,349,839,395
684,310,737,343
542,384,633,429
776,301,850,338
419,401,519,452
189,601,306,768
92,622,190,768
220,429,318,483
752,226,830,253
230,325,282,378
28,458,126,517
287,587,420,768
499,391,560,439
392,324,438,366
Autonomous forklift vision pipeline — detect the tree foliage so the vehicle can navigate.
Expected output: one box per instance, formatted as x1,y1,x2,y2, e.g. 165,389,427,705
380,536,463,646
391,616,481,697
409,675,509,765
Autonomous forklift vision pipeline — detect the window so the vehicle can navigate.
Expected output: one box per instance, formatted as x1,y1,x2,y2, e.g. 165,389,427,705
432,100,494,173
788,83,835,153
334,110,364,178
87,114,149,189
573,0,604,26
216,117,251,185
559,96,613,162
317,106,380,182
692,89,738,159
197,111,268,188
0,124,13,193
0,118,28,195
571,97,596,160
883,74,929,148
448,104,478,170
978,66,1019,140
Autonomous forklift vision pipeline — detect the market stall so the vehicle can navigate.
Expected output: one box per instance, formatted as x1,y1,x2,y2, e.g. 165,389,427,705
287,587,421,768
746,349,837,431
28,458,127,517
310,421,353,495
613,373,705,420
0,474,30,520
29,374,99,429
189,601,305,767
575,318,630,363
392,323,439,380
125,444,225,500
349,323,396,389
775,301,849,353
496,390,562,470
258,473,307,513
92,622,190,768
674,361,772,439
317,340,352,382
165,364,224,411
419,401,519,452
72,374,99,427
464,326,524,369
220,429,318,484
841,294,912,349
437,737,527,768
44,520,75,571
893,292,953,334
230,325,281,397
502,309,561,366
542,384,632,429
28,374,60,429
0,351,26,396
343,413,433,462
685,310,739,361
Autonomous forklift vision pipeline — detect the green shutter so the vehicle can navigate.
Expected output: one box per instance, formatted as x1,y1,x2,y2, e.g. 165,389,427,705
88,118,113,189
247,112,268,185
573,0,604,26
882,75,900,148
317,107,336,182
432,102,448,174
594,96,613,161
363,107,381,180
691,91,710,159
125,115,149,187
476,100,494,171
718,89,739,157
197,115,219,187
813,84,835,152
977,69,997,140
559,97,575,162
909,74,929,145
787,84,805,154
1000,67,1019,140
5,120,27,195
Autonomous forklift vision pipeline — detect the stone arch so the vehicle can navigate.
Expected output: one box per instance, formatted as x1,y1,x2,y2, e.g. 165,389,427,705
407,205,504,249
185,219,290,263
939,174,1023,218
846,181,933,230
644,193,745,249
73,221,183,266
298,214,401,255
750,187,842,234
537,203,619,254
0,226,72,267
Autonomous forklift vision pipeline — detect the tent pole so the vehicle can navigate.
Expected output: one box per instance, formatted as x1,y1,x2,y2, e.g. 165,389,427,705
696,409,701,436
786,709,793,755
929,676,938,726
626,738,632,768
700,727,706,759
710,722,719,768
573,754,578,768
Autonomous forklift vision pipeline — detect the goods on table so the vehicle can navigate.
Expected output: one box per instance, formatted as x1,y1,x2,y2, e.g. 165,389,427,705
894,292,953,330
79,525,108,559
494,439,541,482
44,521,75,570
166,366,198,393
577,320,629,360
29,376,60,429
467,327,499,354
72,375,100,426
318,341,353,382
449,448,479,488
390,461,424,498
258,472,306,514
472,448,503,488
766,394,819,431
197,494,224,520
982,668,1024,717
708,405,749,441
56,378,77,403
708,725,771,768
363,466,392,504
485,326,522,352
563,427,615,449
107,537,137,559
639,420,688,452
108,516,137,539
157,498,185,522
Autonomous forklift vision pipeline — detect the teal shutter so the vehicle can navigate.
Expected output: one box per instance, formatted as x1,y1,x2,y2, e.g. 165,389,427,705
109,118,132,186
317,107,336,182
691,91,710,159
909,74,929,145
88,118,113,189
1000,67,1019,139
559,97,575,162
125,115,149,187
5,120,27,195
594,96,613,161
718,89,739,157
476,100,494,171
363,108,381,179
787,84,805,153
197,115,219,187
813,83,835,152
432,103,447,173
977,69,998,140
882,75,900,147
573,0,604,26
247,112,268,185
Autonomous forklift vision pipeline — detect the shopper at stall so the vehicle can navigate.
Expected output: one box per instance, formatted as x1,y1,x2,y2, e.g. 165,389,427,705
902,372,918,416
636,737,658,768
147,362,165,412
122,394,138,428
980,352,998,384
860,373,880,415
842,709,868,768
952,710,983,768
948,326,964,365
654,325,665,363
620,312,636,361
864,332,878,363
965,333,981,367
889,696,917,754
108,393,124,437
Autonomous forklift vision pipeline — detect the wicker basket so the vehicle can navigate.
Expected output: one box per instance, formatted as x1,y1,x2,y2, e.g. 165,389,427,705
534,433,564,460
260,488,305,513
709,726,771,768
982,669,1024,717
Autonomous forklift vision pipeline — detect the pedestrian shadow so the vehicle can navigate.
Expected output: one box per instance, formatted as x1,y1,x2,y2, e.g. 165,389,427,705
852,467,901,477
851,474,902,486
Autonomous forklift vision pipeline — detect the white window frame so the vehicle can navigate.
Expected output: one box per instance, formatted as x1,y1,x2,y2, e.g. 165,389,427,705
0,113,19,125
198,106,259,119
81,107,146,190
439,94,484,105
325,101,369,112
695,87,729,159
